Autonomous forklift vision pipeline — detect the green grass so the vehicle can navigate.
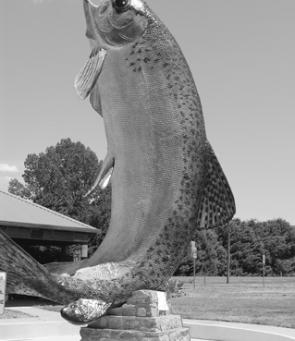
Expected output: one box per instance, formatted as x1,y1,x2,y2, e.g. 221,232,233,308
170,276,295,328
2,276,294,328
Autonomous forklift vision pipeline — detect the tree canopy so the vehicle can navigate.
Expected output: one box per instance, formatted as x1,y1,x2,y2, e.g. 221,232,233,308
8,138,111,246
176,218,295,277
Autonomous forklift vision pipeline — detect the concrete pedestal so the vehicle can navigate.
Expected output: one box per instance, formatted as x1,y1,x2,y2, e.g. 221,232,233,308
80,290,191,341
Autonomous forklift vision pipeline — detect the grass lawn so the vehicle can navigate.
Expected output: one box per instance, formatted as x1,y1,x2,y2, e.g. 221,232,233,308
170,276,295,328
2,277,294,328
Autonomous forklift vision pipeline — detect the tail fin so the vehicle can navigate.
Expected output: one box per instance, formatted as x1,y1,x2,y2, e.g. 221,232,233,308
0,230,75,304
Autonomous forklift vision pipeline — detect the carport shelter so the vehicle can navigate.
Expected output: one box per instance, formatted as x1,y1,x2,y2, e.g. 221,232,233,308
0,190,99,261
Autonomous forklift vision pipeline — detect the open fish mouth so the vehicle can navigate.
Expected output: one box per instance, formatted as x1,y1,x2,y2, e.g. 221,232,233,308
83,0,148,48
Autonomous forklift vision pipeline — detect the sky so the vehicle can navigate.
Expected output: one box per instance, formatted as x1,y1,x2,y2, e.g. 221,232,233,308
0,0,295,224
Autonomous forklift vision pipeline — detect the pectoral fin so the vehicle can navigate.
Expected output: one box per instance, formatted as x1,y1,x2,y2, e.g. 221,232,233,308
85,153,115,197
197,142,236,229
74,48,107,100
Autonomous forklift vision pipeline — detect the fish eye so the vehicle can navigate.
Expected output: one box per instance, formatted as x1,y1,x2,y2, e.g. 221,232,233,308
113,0,130,11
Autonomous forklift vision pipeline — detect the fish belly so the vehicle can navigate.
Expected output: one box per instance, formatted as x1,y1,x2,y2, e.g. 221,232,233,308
88,49,186,265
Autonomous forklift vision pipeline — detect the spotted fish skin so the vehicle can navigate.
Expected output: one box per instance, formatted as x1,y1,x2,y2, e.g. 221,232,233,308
0,0,235,325
58,0,235,303
92,20,207,287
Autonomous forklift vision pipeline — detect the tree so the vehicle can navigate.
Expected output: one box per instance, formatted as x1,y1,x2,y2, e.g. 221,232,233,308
8,178,31,200
215,218,295,276
254,219,295,275
8,138,111,234
197,229,227,275
175,229,227,276
88,185,112,251
175,218,295,277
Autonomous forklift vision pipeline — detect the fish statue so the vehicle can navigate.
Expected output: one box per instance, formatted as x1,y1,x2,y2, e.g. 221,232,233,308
0,0,235,325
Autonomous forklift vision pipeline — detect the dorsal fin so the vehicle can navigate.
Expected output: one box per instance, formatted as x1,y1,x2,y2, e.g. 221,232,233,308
197,142,236,229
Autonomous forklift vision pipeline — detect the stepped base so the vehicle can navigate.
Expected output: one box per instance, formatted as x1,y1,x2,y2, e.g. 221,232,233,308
80,290,191,341
81,327,190,341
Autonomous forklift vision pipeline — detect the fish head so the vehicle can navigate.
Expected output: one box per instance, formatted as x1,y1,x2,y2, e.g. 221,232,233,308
83,0,149,49
60,298,111,325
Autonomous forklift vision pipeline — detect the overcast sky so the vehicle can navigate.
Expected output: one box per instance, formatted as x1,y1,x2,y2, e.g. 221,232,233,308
1,0,294,224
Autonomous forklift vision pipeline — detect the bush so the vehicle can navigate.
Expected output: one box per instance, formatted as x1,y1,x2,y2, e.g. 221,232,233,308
166,278,185,299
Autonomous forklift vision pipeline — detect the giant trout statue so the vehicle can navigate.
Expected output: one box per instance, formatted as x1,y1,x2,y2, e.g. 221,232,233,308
0,0,235,325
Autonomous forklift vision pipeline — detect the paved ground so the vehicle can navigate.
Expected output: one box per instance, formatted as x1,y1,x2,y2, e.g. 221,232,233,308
0,336,208,341
0,334,218,341
2,305,295,341
10,337,80,341
0,306,80,341
184,319,295,338
0,306,214,341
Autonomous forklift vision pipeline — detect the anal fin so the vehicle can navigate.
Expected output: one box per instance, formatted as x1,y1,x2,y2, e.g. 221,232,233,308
197,142,236,229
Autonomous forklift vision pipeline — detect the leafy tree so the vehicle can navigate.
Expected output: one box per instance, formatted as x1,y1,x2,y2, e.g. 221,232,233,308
8,138,111,237
8,178,31,199
176,229,227,276
88,185,112,251
176,218,295,277
22,139,99,220
217,219,295,276
275,257,295,275
253,219,295,275
196,229,226,275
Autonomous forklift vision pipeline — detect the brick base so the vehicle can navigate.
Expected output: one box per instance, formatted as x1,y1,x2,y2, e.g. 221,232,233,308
80,325,190,341
80,290,191,341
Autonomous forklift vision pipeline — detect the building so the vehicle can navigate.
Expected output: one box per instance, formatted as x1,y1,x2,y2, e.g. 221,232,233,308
0,190,99,262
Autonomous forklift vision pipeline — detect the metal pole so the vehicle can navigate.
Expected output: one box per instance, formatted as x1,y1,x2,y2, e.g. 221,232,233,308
226,226,231,284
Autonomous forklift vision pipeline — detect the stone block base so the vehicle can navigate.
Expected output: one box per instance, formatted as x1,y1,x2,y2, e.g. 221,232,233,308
80,290,191,341
80,326,190,341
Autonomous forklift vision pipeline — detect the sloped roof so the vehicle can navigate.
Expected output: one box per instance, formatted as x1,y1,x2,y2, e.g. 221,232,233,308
0,190,98,234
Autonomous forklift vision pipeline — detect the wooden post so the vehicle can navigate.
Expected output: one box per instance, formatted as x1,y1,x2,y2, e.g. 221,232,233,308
226,225,231,284
190,241,197,289
262,254,266,288
193,257,196,289
0,272,7,315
